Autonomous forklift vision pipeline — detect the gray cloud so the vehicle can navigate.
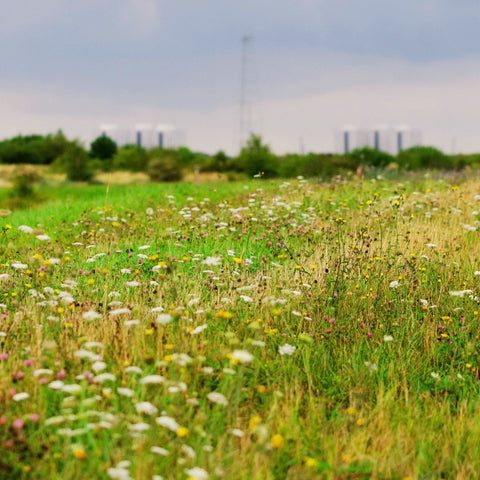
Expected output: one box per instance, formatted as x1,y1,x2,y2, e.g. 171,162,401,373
1,1,480,153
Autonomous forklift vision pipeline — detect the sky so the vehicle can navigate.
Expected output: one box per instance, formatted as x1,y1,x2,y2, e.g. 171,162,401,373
1,0,480,155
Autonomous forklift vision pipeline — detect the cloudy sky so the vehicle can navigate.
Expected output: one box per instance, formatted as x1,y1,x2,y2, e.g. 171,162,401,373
1,0,480,154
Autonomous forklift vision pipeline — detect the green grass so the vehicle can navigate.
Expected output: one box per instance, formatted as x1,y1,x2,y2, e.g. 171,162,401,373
1,174,480,479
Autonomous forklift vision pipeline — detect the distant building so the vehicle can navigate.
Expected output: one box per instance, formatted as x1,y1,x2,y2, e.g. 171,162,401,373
100,123,185,149
336,125,422,155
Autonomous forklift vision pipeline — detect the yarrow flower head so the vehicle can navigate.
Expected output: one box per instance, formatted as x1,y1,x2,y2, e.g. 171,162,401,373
279,344,296,356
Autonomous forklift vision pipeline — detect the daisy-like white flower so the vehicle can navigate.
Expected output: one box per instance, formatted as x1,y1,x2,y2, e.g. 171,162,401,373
109,308,131,316
135,401,158,415
94,373,116,383
155,416,180,432
202,256,222,266
150,446,169,456
117,388,134,397
231,350,254,364
279,344,296,356
207,392,228,406
83,311,102,322
12,392,29,402
156,313,173,325
127,423,150,432
36,234,51,241
190,324,207,335
139,375,165,385
11,262,28,269
185,467,209,480
389,280,400,289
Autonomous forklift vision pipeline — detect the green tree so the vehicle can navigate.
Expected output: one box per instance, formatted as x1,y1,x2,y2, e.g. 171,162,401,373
397,146,452,170
237,134,277,178
113,145,149,172
61,143,94,182
347,147,394,168
90,135,118,169
148,155,182,182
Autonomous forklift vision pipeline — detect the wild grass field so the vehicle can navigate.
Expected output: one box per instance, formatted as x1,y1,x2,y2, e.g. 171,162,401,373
2,173,480,479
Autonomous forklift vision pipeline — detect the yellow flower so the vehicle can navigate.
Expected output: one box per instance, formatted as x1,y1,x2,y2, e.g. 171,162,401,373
176,427,188,438
248,415,262,430
256,385,267,394
73,448,87,459
233,257,243,265
270,434,284,449
304,457,319,468
87,279,95,285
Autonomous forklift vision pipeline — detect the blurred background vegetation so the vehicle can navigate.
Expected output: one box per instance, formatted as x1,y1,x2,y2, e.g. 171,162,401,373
0,131,479,188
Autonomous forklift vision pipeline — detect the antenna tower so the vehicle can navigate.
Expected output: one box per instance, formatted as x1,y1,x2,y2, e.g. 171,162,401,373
239,33,253,150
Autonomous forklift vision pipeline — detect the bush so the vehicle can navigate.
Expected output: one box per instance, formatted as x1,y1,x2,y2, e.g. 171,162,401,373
397,146,453,170
236,134,277,178
113,146,149,172
0,131,71,165
10,167,40,198
62,144,94,182
148,156,182,182
347,147,394,168
90,135,118,170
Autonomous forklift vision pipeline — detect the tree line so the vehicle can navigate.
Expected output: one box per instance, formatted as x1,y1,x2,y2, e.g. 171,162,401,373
0,131,478,182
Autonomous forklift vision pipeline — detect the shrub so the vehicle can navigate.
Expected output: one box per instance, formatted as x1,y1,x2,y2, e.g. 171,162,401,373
10,166,40,198
236,134,277,178
90,135,118,170
113,146,149,172
148,156,182,182
62,144,94,182
347,147,394,168
397,146,453,170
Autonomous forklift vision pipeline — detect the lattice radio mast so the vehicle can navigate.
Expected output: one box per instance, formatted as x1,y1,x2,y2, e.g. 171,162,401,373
239,33,253,150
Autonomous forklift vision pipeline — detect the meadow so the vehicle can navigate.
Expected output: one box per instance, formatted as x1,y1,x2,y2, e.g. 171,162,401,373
1,172,480,479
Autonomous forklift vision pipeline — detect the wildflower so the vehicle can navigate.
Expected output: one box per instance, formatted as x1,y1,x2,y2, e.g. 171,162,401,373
270,434,285,449
13,418,24,429
304,457,319,468
18,225,34,233
279,344,296,356
207,392,229,406
156,313,173,325
151,446,169,456
185,467,208,480
202,256,222,266
109,308,131,316
12,392,29,402
107,467,131,479
72,447,87,459
230,350,254,364
140,375,165,385
383,335,394,342
36,234,51,241
94,373,116,384
190,324,208,335
61,384,82,394
83,310,102,322
389,280,400,288
156,416,179,432
248,415,262,430
117,388,134,397
176,426,189,437
449,290,473,298
135,402,158,415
